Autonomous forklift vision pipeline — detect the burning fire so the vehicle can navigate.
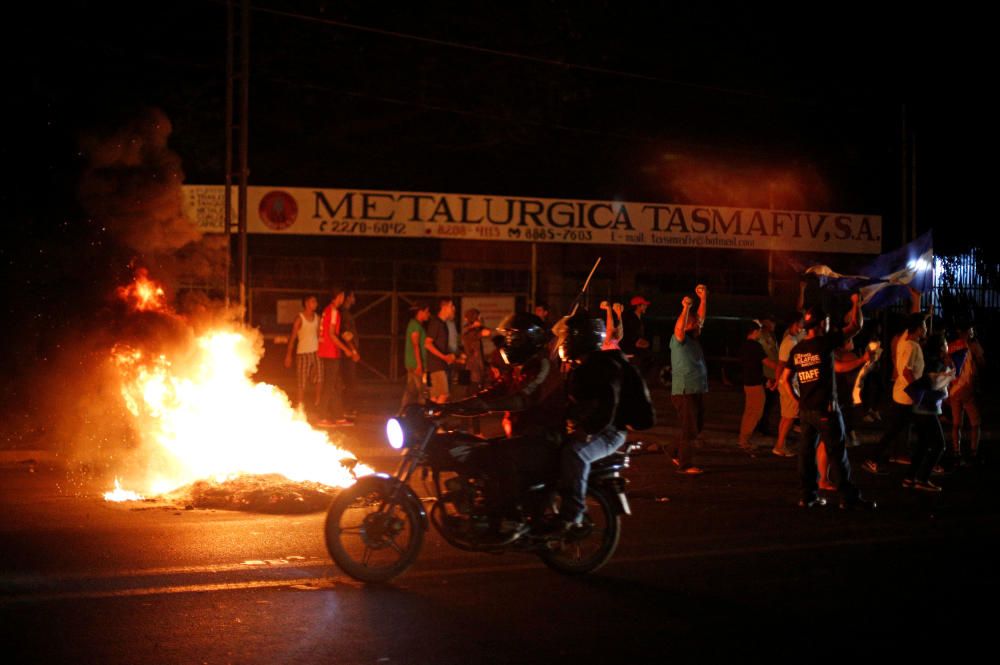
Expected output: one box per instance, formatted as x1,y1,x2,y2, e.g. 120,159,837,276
106,272,371,502
116,267,167,312
104,477,144,502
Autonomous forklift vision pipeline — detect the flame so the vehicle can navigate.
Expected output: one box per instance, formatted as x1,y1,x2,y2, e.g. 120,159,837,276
116,267,167,312
104,477,144,502
106,271,372,501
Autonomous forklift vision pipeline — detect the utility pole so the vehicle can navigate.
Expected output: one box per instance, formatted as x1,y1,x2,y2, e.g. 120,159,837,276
225,0,250,321
900,104,909,245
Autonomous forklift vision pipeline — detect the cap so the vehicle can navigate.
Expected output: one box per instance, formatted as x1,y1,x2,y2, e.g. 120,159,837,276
630,295,651,306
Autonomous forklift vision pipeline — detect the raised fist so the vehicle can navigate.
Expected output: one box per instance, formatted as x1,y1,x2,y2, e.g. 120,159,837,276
599,301,610,310
682,296,694,308
695,284,708,298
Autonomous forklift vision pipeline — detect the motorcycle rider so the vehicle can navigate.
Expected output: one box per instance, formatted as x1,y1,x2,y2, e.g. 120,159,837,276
444,312,567,537
548,311,636,533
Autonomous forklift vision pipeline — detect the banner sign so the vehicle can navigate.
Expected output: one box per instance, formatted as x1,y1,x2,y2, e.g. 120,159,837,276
183,185,882,254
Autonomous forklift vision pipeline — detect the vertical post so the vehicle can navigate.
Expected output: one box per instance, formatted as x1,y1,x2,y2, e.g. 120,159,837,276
390,262,399,381
767,250,775,298
900,104,909,244
224,0,234,307
910,134,917,244
238,0,250,323
530,242,537,310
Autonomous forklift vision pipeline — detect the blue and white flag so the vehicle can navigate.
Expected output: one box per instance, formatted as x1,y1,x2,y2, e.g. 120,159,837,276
857,231,933,309
793,231,933,310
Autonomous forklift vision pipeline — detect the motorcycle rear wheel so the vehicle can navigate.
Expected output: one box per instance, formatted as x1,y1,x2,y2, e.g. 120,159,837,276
325,481,424,583
538,487,621,575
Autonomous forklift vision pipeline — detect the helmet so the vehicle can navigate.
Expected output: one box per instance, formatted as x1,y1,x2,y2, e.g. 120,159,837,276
558,311,606,362
495,312,549,365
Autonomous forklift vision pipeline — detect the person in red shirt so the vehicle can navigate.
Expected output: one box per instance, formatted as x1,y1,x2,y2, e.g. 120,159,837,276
317,287,359,427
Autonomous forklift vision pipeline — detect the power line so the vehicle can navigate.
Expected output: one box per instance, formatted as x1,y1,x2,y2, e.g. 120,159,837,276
266,74,770,158
241,2,820,107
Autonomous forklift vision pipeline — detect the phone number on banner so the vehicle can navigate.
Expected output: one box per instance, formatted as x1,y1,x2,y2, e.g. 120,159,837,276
317,220,408,236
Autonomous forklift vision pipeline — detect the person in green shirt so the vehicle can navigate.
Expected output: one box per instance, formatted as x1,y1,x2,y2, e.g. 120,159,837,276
401,302,431,408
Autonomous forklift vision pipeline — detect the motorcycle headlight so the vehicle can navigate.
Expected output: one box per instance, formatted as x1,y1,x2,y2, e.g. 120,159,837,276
386,418,405,450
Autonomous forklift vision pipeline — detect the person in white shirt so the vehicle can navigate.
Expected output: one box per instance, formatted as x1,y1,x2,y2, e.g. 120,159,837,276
284,295,322,411
863,312,928,474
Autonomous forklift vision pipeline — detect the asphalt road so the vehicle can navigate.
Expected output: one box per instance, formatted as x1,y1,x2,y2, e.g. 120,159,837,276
3,412,999,665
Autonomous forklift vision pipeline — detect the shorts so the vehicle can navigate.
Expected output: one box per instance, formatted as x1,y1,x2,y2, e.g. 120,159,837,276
429,370,450,401
296,352,323,394
779,381,799,419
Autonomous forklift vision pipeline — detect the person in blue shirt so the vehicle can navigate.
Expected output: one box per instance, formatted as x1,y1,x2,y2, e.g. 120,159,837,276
668,284,709,475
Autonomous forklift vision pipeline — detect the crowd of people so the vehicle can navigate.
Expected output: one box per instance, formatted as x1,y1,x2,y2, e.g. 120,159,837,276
283,281,987,509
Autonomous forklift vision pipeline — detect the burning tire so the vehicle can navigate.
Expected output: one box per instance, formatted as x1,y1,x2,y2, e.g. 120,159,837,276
324,477,425,583
538,487,621,575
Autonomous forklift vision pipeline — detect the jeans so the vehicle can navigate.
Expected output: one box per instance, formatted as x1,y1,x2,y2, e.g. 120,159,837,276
875,401,912,464
559,426,627,523
911,413,945,482
670,393,705,468
799,407,858,503
320,357,343,420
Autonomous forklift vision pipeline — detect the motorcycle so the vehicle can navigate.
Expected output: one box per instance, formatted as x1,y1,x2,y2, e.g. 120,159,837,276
324,403,640,583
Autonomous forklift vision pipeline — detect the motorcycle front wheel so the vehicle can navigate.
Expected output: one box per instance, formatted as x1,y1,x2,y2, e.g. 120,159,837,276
324,480,424,583
538,487,621,575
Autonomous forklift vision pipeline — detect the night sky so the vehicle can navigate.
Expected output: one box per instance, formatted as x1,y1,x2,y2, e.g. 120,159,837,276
2,1,991,405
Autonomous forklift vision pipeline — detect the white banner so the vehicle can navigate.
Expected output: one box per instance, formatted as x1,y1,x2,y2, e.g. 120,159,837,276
183,185,882,254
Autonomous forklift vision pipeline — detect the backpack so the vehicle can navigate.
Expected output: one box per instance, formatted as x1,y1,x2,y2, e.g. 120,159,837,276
614,352,656,431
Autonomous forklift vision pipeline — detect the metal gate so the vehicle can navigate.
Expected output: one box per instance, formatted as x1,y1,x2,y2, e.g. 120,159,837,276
251,287,527,381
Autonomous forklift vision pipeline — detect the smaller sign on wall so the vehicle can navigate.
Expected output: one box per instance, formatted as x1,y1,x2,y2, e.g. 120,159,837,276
460,296,517,357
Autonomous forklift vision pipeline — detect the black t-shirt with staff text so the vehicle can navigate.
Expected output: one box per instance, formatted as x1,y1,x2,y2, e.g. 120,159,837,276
790,331,845,411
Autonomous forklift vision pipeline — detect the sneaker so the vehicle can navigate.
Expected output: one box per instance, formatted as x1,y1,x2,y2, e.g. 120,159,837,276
889,456,912,466
914,480,942,493
798,496,827,508
676,465,704,476
738,443,756,458
771,447,796,458
901,478,914,488
861,460,889,475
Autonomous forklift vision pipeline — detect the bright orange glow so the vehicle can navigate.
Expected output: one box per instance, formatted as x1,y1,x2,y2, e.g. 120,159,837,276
116,267,167,312
105,272,372,501
103,477,144,502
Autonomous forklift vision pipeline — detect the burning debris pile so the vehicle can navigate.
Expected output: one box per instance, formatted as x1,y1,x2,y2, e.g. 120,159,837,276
68,108,369,511
166,474,341,513
104,270,372,511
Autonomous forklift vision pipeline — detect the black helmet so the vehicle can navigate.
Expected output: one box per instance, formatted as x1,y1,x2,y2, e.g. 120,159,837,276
495,312,549,365
559,311,606,362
